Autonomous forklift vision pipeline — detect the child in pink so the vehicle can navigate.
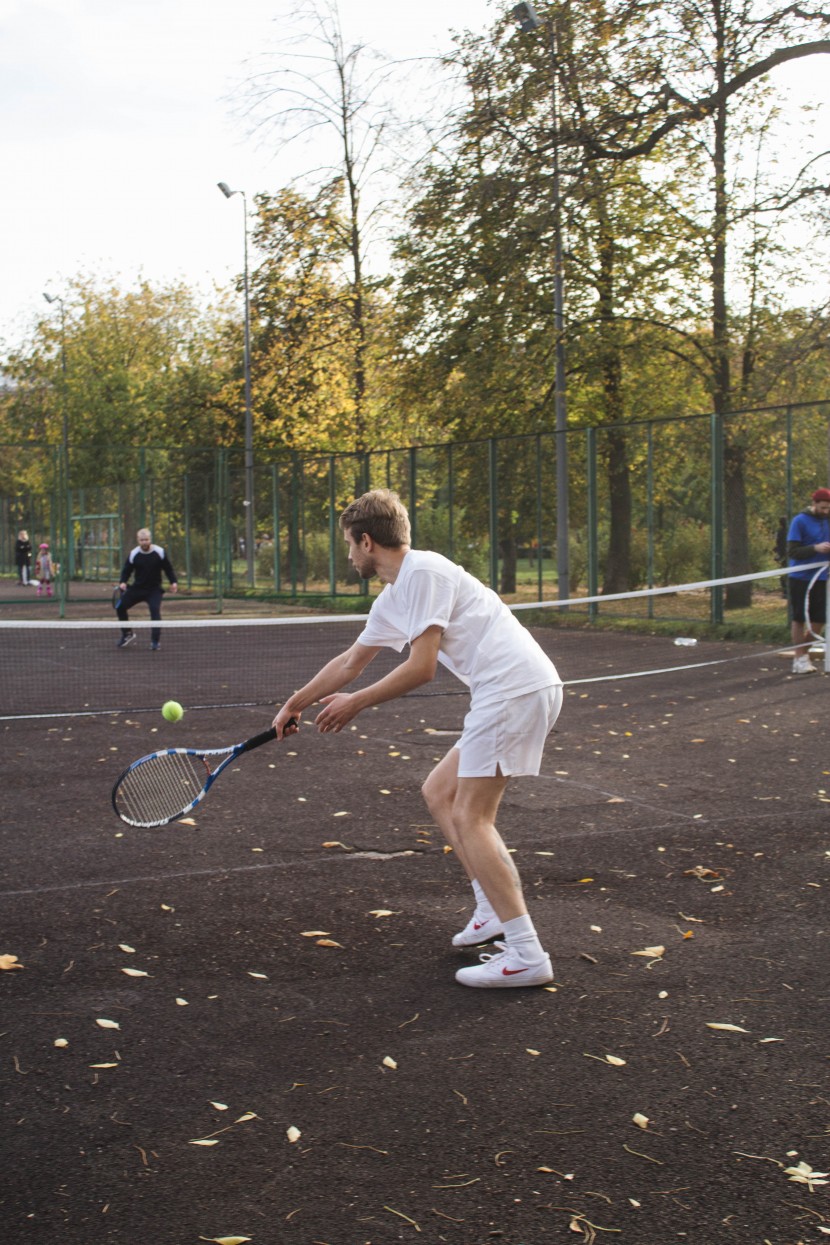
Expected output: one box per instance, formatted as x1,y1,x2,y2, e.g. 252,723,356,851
36,543,55,597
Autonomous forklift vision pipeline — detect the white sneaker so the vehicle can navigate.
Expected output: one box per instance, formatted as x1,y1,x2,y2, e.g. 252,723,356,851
452,912,504,947
455,941,554,989
792,656,816,673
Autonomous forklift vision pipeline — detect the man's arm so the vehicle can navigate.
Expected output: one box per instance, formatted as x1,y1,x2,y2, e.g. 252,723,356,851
313,626,442,734
118,553,132,591
161,552,178,594
273,640,381,736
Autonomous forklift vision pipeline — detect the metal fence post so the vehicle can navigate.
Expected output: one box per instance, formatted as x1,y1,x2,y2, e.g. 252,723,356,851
710,411,724,624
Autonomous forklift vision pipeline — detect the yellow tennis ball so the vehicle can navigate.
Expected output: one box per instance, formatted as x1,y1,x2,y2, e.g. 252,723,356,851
161,700,183,722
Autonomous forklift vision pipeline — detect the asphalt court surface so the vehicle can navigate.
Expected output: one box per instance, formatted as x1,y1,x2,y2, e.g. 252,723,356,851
2,627,829,1243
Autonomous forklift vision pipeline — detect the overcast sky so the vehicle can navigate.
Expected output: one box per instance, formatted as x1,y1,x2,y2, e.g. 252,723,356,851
1,0,826,352
0,0,495,349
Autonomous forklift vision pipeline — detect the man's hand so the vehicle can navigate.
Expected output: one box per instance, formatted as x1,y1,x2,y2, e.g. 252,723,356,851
314,692,360,733
170,582,179,594
273,705,300,740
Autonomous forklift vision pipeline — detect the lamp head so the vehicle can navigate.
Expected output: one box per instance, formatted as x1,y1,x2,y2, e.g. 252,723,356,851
43,292,59,304
217,181,235,198
513,1,541,32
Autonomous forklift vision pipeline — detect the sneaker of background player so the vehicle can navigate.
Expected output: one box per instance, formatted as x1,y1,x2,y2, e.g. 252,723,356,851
117,632,135,648
150,642,160,651
455,941,553,989
792,655,816,674
452,911,504,947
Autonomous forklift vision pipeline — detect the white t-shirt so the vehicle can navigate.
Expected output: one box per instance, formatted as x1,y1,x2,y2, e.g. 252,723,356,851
357,550,561,706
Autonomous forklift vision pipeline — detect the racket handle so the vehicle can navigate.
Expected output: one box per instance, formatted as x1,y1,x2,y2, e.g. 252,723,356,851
239,718,297,754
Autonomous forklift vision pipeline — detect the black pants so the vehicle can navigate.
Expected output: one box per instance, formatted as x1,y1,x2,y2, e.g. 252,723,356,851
117,587,164,644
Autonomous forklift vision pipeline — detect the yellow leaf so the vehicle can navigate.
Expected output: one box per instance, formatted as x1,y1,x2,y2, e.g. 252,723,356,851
199,1237,253,1245
0,954,23,971
247,972,268,979
706,1022,750,1033
332,811,350,817
190,1138,220,1146
369,909,397,918
286,1125,301,1143
176,997,189,1006
316,938,343,948
322,841,347,849
210,1102,229,1111
54,1038,69,1048
95,1018,121,1029
118,944,136,953
90,1062,119,1068
526,1048,541,1057
632,946,665,959
121,967,149,977
382,1056,398,1069
234,1112,257,1123
300,930,330,937
632,1112,650,1129
577,877,594,884
177,817,198,826
605,1055,627,1066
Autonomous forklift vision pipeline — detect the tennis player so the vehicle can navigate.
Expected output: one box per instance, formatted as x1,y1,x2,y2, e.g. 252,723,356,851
116,528,178,651
274,489,563,989
787,487,830,673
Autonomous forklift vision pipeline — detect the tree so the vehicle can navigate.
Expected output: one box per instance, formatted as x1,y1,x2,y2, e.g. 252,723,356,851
239,0,400,451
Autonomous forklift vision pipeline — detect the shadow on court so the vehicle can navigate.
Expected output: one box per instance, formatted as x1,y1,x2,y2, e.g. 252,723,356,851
2,627,828,1244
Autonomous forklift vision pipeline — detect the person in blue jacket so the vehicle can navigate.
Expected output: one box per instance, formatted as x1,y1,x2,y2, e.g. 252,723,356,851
787,488,830,673
116,528,178,651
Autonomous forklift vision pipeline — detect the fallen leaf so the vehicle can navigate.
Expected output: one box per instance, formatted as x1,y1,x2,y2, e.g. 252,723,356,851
300,930,330,937
286,1126,301,1143
176,997,189,1006
706,1022,750,1033
95,1018,121,1030
121,967,149,977
0,954,24,971
369,910,397,918
632,946,665,959
332,811,350,817
322,841,348,849
234,1112,258,1123
526,1048,541,1057
210,1102,229,1111
632,1112,650,1129
316,939,343,948
54,1038,69,1048
118,944,136,954
247,972,268,979
684,866,721,880
382,1056,398,1069
190,1138,220,1146
90,1062,119,1068
784,1160,830,1191
177,817,198,826
198,1237,252,1244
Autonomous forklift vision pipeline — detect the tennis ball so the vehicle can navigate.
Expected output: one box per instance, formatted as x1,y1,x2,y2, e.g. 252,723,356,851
161,700,184,722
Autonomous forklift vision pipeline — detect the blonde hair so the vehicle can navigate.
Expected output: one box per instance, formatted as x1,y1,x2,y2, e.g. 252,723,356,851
339,490,411,548
137,528,151,541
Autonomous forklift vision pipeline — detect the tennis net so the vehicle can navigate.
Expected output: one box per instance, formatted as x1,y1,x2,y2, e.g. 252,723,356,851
0,564,819,719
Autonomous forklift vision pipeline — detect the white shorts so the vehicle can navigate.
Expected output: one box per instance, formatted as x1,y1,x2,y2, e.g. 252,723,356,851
454,685,563,778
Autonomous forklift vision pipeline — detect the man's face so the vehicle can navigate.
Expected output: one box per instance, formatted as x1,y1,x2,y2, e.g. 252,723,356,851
816,501,830,518
138,532,152,551
344,529,375,579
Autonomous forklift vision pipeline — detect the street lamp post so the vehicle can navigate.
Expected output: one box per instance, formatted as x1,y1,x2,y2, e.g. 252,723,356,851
43,291,70,609
218,181,255,588
513,1,570,602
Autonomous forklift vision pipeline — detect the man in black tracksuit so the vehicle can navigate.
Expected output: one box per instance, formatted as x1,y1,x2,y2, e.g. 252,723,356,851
116,528,178,650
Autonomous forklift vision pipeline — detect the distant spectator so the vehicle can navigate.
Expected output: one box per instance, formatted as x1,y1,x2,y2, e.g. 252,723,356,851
15,529,32,585
787,489,830,673
35,542,55,598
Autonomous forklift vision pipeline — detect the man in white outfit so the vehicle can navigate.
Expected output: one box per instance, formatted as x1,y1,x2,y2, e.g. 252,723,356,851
273,489,563,989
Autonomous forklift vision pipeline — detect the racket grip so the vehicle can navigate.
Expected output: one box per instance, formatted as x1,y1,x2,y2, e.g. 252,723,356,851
240,718,297,754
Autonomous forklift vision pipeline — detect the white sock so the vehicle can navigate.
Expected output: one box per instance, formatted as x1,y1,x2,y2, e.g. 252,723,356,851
471,879,497,921
503,914,545,961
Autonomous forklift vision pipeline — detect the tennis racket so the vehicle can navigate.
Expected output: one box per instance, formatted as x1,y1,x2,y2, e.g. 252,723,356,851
111,720,297,827
112,586,122,610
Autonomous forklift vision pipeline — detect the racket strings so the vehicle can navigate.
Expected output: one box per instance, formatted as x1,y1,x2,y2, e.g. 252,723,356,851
115,751,209,826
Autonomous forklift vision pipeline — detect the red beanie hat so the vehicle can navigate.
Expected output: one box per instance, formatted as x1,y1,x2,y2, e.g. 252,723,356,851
812,488,830,502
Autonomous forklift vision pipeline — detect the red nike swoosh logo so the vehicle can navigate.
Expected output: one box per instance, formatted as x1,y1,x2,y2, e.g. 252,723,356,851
501,966,529,976
473,919,491,931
